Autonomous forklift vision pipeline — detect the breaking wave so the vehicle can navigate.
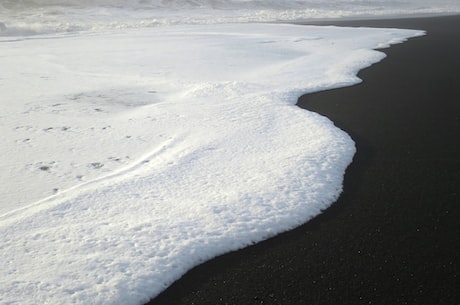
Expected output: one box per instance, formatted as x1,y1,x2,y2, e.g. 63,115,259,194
1,0,459,36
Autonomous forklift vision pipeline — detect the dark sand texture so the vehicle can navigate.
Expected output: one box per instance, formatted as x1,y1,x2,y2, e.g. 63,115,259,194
147,15,460,305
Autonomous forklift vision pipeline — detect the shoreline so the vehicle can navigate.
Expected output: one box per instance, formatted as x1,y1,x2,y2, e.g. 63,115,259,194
289,12,460,24
147,15,460,305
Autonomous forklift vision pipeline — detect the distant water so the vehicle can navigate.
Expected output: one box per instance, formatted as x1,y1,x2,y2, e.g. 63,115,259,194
1,0,459,36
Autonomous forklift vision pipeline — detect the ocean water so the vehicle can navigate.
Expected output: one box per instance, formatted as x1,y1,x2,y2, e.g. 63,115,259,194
0,1,455,305
1,0,459,35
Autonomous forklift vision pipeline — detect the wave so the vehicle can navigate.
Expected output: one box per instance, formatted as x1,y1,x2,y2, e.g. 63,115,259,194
0,0,339,10
1,0,459,37
1,0,460,10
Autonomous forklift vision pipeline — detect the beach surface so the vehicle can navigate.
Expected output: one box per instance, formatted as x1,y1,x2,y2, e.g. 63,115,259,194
147,15,460,305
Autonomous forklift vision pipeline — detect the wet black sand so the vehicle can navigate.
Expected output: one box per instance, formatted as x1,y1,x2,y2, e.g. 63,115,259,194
146,15,460,305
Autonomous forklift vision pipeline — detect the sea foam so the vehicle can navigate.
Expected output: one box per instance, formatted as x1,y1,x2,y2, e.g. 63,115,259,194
1,0,459,36
0,21,424,304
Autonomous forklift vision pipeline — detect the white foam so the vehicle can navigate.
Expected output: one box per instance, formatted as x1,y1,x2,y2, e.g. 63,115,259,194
0,22,423,304
0,0,459,36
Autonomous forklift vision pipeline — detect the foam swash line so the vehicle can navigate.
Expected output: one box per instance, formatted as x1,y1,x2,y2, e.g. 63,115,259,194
0,18,426,305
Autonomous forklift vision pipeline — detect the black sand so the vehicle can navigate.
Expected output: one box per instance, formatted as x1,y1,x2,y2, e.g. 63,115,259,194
146,15,460,305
